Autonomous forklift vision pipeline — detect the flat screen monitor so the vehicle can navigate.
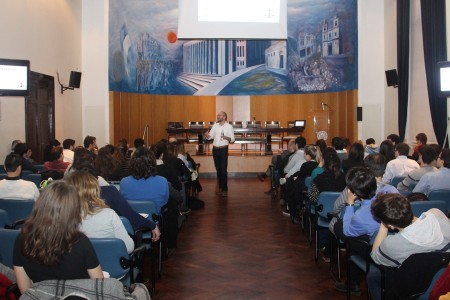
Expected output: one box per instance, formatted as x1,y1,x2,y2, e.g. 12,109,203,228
438,61,450,97
0,58,30,97
294,120,305,128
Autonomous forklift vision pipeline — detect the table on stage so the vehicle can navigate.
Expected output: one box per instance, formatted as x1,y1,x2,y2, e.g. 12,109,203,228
166,127,304,155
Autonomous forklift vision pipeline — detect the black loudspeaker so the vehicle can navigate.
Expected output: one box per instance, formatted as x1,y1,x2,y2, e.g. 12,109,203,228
385,69,398,87
357,106,363,121
69,71,82,88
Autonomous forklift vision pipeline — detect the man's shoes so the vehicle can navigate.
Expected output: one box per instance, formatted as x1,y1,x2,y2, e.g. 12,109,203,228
221,191,228,197
282,209,290,216
334,281,361,296
257,173,266,182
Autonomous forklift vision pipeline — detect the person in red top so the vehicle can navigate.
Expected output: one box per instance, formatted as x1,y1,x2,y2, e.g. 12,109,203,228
43,146,70,174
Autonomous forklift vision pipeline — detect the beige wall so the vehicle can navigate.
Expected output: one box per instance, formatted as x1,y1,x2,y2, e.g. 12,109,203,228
0,0,82,163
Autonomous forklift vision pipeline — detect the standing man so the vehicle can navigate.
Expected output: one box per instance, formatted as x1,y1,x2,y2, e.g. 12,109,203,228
204,111,235,197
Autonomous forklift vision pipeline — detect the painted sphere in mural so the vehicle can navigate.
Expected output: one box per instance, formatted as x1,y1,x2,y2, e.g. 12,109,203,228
167,31,177,43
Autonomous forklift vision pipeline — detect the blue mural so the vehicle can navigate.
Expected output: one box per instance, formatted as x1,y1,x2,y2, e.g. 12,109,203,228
109,0,358,95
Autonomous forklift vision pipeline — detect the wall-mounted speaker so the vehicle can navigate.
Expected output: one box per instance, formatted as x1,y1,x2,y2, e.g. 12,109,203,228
385,69,398,87
357,106,363,121
69,71,82,88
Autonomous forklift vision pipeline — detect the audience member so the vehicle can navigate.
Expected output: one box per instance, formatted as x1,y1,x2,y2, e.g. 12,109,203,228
11,140,22,153
283,136,307,178
0,153,40,201
364,138,379,156
62,138,76,163
315,139,327,154
379,140,395,164
43,146,70,174
95,146,123,181
332,137,348,162
413,148,450,195
307,147,346,204
43,139,61,162
13,181,103,293
341,142,365,174
310,145,326,182
397,145,438,191
367,193,450,300
14,143,39,173
285,145,318,221
66,171,134,253
411,133,428,160
386,134,400,147
120,146,179,249
382,142,419,183
83,135,98,157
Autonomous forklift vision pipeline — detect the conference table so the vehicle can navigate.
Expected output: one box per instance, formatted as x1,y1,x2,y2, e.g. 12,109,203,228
167,126,304,155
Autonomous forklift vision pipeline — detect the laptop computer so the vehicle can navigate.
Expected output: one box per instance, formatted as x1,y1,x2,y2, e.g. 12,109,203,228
294,120,306,128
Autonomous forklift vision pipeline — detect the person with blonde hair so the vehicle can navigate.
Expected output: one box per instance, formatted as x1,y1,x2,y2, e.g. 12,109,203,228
13,181,103,294
66,171,134,254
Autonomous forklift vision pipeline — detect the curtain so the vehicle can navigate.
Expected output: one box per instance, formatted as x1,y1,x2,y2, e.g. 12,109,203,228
397,0,410,142
420,0,448,147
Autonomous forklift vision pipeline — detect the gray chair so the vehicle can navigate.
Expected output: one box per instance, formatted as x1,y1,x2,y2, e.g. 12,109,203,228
265,121,282,149
168,122,188,143
282,121,301,149
187,121,205,143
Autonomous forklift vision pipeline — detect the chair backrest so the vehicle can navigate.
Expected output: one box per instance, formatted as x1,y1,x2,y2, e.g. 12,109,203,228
410,200,447,216
127,200,159,217
246,120,261,128
428,189,450,201
119,216,134,236
265,121,280,128
90,238,130,280
390,176,405,187
21,170,33,178
230,121,243,129
188,121,204,129
168,121,184,129
0,209,10,228
0,228,21,268
0,199,35,225
23,173,42,189
304,177,313,191
316,192,340,224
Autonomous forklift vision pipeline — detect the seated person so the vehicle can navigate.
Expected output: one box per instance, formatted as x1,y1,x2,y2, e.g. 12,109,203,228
66,171,135,253
367,193,450,300
13,181,103,294
121,147,179,249
364,138,379,157
332,136,348,162
341,142,365,174
397,145,438,191
43,146,70,174
0,153,40,201
413,148,450,195
14,143,39,173
382,142,420,183
283,137,307,178
62,138,76,163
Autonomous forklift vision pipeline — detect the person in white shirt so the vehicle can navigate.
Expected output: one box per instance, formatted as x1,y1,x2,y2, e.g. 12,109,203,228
204,111,235,197
283,136,307,179
0,153,40,201
382,142,420,183
66,171,134,254
62,138,75,163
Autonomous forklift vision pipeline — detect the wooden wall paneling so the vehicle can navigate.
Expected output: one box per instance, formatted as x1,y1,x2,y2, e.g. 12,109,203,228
119,92,131,144
112,92,121,144
197,96,216,124
127,94,142,144
151,95,169,142
167,95,186,126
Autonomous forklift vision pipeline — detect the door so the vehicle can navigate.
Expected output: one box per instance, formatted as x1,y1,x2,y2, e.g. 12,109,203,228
25,71,55,163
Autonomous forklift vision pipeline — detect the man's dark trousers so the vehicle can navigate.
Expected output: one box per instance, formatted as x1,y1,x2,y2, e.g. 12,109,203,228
213,146,228,191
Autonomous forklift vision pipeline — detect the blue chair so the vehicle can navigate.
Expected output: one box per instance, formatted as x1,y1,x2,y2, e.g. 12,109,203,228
0,199,34,227
90,238,146,287
390,176,405,187
314,192,340,261
23,173,42,189
0,228,21,268
0,174,7,180
20,170,33,178
410,200,447,216
0,165,5,174
0,209,11,228
427,189,450,214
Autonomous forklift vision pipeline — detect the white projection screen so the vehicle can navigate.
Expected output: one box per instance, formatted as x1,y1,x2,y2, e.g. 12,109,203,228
178,0,287,40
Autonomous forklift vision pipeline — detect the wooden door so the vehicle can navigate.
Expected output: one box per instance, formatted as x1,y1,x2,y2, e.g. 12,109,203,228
25,71,55,163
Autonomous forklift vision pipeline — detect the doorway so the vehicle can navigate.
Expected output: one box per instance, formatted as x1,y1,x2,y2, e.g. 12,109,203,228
25,71,55,163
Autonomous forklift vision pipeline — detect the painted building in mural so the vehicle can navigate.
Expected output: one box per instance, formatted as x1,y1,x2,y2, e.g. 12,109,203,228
265,41,287,74
298,33,316,59
322,16,341,56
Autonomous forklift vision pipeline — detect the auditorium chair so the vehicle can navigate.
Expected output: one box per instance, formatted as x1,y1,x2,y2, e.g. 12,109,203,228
282,121,301,149
264,121,282,149
187,121,205,144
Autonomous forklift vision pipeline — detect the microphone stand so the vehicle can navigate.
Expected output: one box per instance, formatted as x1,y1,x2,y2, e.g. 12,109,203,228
142,124,149,146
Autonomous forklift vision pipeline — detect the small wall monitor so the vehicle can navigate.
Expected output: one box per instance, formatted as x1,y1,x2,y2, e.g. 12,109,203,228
294,120,306,128
438,61,450,97
0,58,30,96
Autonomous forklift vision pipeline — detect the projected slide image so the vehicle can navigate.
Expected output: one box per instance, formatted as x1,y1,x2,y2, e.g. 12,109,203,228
198,0,280,23
0,65,27,90
441,68,450,92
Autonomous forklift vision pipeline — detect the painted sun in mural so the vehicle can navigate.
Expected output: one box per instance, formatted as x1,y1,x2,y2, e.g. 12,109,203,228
167,31,177,43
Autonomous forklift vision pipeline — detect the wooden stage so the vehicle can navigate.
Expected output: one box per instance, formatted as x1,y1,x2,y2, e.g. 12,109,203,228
190,146,276,177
